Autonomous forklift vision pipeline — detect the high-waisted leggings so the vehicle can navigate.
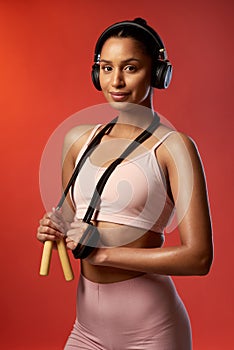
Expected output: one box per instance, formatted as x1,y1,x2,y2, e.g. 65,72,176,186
64,273,192,350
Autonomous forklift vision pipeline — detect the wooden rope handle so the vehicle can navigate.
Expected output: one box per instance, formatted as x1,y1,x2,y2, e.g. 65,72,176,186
57,239,74,281
39,239,74,281
39,240,53,276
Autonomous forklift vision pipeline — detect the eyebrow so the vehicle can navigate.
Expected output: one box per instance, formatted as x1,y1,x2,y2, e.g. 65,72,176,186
99,58,140,64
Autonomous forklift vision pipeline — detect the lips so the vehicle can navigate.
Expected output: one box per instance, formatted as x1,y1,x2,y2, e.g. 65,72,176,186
109,91,130,102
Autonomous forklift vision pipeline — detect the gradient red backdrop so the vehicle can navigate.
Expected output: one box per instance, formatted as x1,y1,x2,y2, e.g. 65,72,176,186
1,1,233,349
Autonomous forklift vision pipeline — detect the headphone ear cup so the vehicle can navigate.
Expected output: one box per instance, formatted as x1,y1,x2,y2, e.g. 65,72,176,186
152,60,173,89
91,64,102,91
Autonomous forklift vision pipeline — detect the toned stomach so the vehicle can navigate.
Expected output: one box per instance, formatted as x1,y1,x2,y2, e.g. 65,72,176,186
81,220,164,283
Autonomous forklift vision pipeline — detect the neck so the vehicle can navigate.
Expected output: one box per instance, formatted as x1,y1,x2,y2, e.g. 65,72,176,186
115,103,155,130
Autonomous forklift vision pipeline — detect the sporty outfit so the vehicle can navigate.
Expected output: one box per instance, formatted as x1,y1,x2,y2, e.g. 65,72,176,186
64,124,192,349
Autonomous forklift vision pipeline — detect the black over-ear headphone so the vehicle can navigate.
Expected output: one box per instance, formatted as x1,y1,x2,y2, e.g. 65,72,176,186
91,18,173,91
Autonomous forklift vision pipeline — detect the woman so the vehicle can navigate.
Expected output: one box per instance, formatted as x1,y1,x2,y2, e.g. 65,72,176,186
37,18,213,349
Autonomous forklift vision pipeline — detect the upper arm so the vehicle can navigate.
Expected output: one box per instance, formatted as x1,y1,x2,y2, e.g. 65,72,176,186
163,133,213,262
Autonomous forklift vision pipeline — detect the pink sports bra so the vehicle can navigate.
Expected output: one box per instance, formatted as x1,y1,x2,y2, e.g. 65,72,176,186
71,125,175,233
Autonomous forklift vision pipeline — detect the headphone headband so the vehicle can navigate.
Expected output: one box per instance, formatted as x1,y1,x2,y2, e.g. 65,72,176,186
94,20,168,63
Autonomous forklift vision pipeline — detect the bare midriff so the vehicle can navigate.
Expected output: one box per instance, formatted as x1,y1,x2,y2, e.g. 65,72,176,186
81,220,164,284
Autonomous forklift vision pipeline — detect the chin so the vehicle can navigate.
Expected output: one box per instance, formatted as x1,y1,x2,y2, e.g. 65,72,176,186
108,101,143,113
108,101,129,111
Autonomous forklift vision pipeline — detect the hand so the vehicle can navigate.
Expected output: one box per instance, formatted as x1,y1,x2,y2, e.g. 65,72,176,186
37,209,69,243
66,220,90,250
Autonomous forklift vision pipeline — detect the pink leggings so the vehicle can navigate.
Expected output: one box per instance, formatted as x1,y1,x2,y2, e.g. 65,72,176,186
64,274,192,349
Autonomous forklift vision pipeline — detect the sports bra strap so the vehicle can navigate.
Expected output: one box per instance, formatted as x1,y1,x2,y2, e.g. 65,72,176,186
152,131,176,151
75,124,102,164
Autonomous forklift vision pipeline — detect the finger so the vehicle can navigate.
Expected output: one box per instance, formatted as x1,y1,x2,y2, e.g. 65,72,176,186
66,228,84,243
66,240,77,250
42,211,63,227
42,212,53,220
39,217,64,233
37,232,57,243
66,234,80,247
37,222,64,241
38,223,63,236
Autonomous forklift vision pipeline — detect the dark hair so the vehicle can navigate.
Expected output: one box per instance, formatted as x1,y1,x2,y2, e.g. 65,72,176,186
96,18,165,62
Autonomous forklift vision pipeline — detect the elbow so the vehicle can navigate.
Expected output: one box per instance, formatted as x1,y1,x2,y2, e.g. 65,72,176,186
183,238,214,275
193,250,213,276
197,256,213,275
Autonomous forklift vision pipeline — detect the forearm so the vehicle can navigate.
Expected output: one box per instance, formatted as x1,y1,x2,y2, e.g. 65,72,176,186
99,244,212,276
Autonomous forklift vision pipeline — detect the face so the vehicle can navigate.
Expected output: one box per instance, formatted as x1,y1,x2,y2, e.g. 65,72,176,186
99,37,153,110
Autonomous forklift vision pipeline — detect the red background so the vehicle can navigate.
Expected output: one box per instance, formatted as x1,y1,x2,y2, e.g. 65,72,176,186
1,1,233,349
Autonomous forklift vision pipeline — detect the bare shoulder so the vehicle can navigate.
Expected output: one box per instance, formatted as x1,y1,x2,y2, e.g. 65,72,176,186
62,124,100,162
156,124,204,177
64,124,99,146
157,123,200,159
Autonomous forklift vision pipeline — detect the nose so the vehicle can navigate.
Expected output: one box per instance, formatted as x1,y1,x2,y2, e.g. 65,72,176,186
111,68,125,88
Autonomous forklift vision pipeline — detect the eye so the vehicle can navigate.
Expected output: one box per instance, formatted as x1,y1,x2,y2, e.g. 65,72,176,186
125,65,137,72
101,65,113,72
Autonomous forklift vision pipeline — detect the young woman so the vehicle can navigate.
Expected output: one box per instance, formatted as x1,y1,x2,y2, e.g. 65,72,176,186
37,18,213,349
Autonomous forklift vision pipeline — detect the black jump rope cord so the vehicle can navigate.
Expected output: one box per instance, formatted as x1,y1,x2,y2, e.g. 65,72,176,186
56,114,160,225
